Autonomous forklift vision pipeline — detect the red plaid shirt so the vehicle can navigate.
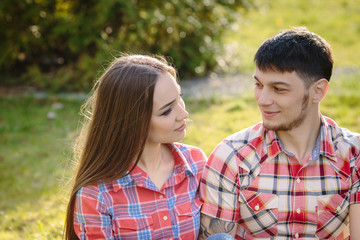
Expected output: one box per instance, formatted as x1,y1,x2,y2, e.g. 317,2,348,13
74,143,206,240
200,115,360,240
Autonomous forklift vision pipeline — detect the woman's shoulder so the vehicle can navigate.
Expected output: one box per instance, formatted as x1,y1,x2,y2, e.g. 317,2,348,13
76,182,114,199
173,142,205,154
172,142,207,163
76,184,101,202
172,143,207,176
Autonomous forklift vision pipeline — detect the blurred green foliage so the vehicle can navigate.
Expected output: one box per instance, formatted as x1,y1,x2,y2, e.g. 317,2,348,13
0,0,252,92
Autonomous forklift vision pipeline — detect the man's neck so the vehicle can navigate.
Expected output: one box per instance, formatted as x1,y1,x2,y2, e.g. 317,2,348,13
276,112,321,163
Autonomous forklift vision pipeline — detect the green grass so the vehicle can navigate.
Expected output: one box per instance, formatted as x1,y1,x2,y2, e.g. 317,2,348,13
320,71,360,131
220,0,360,72
0,97,82,239
1,73,360,239
2,0,360,238
183,92,261,155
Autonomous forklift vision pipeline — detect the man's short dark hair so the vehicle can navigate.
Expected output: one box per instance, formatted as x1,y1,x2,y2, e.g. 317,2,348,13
254,27,333,87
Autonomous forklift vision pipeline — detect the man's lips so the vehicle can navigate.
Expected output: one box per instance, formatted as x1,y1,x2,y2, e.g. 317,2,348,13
261,110,280,117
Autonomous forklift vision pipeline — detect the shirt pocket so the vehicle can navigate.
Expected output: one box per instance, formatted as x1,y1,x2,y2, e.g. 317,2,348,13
316,194,350,239
175,199,202,239
113,216,153,238
238,190,278,238
175,198,202,221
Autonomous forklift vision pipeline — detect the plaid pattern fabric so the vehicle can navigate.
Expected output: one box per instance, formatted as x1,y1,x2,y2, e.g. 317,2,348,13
200,115,360,240
74,143,206,240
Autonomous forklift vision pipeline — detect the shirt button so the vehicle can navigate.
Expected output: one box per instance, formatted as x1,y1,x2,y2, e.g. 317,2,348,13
295,233,299,238
254,204,260,211
336,206,341,212
296,208,301,214
296,178,301,183
163,216,168,221
159,195,164,199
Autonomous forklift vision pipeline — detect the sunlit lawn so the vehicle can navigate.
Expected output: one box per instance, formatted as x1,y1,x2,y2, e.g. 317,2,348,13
0,97,80,239
2,0,360,238
221,0,360,72
1,71,360,239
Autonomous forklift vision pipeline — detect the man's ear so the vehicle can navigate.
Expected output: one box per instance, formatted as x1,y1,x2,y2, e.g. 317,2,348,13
311,78,329,103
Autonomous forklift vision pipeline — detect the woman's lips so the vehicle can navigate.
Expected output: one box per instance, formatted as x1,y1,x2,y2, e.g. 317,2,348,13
175,123,186,131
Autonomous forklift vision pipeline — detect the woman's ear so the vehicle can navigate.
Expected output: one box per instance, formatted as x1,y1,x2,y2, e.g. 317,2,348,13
311,78,329,103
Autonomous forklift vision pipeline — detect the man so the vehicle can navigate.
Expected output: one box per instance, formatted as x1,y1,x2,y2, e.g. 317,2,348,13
199,27,360,240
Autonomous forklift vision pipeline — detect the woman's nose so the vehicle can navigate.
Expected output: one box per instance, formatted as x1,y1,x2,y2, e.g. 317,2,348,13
177,99,189,120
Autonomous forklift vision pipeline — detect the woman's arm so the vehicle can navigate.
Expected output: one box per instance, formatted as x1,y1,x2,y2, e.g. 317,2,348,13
74,186,113,239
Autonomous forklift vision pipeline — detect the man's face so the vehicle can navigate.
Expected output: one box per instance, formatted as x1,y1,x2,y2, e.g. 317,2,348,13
253,68,310,131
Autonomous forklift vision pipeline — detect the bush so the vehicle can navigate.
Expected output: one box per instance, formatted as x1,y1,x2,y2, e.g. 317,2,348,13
0,0,253,92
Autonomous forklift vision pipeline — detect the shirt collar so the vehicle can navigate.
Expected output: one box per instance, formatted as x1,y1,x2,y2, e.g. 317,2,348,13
112,143,194,192
317,114,337,162
171,143,196,176
264,128,283,159
264,114,337,162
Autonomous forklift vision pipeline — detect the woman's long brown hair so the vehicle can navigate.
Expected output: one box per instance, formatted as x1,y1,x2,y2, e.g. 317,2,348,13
64,55,176,239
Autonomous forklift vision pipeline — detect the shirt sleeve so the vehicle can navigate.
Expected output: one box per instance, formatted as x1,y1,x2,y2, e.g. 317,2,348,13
350,155,360,204
200,140,241,222
74,185,114,239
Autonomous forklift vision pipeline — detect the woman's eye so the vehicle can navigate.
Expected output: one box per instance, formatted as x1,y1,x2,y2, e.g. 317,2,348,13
274,87,285,92
161,108,172,116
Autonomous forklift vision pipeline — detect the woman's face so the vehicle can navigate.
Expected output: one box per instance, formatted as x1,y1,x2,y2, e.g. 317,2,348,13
147,72,188,145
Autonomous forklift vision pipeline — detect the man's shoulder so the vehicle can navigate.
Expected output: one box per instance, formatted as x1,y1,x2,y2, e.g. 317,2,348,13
213,122,265,153
322,116,360,173
207,122,267,175
323,116,360,147
225,122,264,144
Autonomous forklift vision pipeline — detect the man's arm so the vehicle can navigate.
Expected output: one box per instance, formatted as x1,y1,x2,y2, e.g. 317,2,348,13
198,213,237,240
350,204,360,239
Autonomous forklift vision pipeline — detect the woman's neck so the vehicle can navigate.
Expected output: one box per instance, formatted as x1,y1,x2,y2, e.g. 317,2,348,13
137,143,174,189
139,143,163,172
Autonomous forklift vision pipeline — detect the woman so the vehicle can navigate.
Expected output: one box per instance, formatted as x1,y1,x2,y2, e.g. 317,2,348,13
64,54,207,239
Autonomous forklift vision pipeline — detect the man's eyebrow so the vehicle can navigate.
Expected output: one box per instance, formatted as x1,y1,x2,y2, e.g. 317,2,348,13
270,81,291,86
253,75,291,86
159,99,176,111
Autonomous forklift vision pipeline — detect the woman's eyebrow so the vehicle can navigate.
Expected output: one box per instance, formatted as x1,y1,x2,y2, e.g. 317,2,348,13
159,99,176,111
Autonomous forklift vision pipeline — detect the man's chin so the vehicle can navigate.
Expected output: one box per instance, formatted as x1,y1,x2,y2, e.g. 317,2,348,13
263,122,288,131
263,121,276,130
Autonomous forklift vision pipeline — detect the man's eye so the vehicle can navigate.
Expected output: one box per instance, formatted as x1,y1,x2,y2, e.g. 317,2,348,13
161,108,172,116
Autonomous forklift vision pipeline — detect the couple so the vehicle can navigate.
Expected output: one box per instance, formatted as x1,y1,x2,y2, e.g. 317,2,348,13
64,27,360,239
